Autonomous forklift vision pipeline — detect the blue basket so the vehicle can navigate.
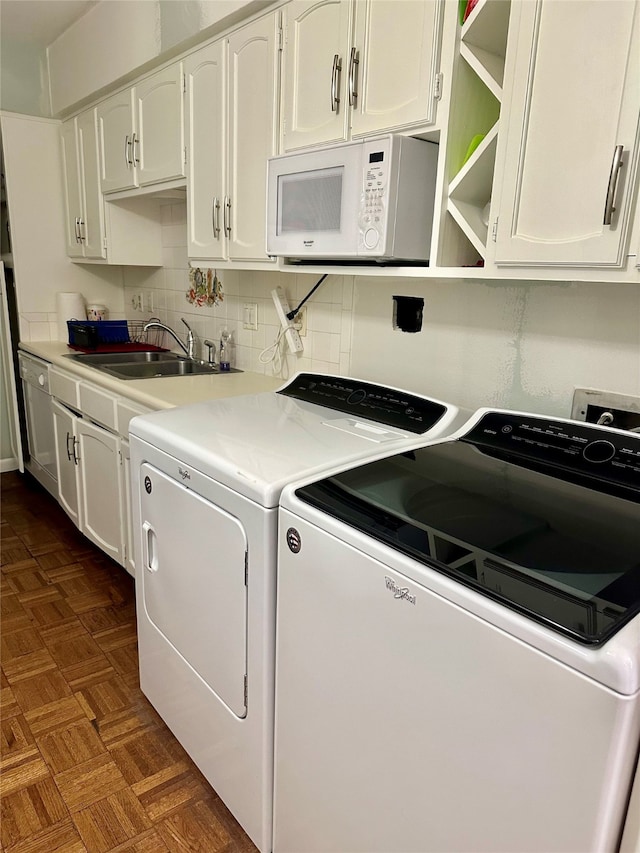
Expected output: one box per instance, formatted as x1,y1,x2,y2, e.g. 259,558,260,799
67,320,130,348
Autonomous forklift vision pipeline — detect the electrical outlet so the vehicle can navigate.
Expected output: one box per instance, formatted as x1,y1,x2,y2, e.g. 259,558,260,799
243,302,258,331
292,306,307,336
131,292,143,312
143,291,154,313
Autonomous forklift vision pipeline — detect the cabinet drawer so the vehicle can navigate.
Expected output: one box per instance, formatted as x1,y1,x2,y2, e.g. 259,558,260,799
79,382,118,431
117,399,152,437
50,368,79,409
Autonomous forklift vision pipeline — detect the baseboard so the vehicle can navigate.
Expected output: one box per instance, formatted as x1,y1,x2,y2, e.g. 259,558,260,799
1,456,19,473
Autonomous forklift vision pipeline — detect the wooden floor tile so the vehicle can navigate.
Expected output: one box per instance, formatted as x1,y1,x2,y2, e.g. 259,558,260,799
72,787,152,853
54,752,128,812
157,799,232,852
0,775,68,848
36,715,107,774
0,471,257,853
2,819,87,853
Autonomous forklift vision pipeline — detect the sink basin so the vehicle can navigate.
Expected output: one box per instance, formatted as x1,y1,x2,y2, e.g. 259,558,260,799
66,351,180,366
64,351,241,379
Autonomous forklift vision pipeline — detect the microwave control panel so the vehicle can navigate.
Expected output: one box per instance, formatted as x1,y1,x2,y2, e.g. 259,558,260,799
357,135,437,261
359,139,391,251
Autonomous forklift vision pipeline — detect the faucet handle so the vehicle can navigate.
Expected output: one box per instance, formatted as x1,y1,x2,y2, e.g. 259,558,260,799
181,317,193,332
203,339,216,365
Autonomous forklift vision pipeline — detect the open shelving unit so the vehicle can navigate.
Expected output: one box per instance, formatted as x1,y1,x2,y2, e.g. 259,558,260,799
439,0,511,267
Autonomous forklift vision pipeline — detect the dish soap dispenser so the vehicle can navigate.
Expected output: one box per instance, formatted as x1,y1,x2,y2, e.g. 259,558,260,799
219,328,232,371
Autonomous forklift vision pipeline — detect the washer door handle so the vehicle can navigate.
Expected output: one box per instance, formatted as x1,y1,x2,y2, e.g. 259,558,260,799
143,521,159,572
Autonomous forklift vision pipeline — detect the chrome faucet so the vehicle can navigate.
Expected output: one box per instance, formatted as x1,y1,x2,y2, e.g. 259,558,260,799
143,317,196,359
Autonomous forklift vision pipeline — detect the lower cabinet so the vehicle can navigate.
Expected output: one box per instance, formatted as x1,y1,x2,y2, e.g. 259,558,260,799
50,370,151,577
52,398,125,566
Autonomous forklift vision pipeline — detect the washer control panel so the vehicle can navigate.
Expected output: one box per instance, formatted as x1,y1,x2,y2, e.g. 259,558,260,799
464,411,640,492
279,373,447,434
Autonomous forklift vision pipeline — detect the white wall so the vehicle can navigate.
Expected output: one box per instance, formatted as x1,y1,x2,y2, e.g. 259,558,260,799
0,112,125,341
123,204,640,418
349,277,640,417
0,39,49,117
123,201,351,379
48,0,273,116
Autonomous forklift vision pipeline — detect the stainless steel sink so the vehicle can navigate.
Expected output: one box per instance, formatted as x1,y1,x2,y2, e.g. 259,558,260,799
64,351,241,379
66,351,179,366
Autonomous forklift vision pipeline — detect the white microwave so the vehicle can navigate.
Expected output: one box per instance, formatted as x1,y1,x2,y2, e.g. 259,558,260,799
266,135,438,263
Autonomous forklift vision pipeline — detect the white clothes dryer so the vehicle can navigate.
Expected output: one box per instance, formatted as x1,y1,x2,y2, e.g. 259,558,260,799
129,373,464,852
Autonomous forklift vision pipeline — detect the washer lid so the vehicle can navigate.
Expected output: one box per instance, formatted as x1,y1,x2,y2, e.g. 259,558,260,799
294,411,640,649
129,377,459,507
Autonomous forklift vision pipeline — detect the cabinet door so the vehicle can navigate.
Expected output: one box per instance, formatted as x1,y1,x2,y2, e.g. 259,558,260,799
60,119,84,258
76,108,106,260
350,0,443,137
495,0,640,268
135,63,185,187
76,419,124,565
227,14,280,262
185,41,227,261
97,89,137,193
52,400,80,527
281,0,352,151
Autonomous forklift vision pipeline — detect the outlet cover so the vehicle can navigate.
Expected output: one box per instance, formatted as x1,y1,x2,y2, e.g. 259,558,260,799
293,306,307,336
243,302,258,330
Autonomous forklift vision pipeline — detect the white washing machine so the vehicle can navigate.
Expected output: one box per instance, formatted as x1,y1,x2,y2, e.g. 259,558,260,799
274,408,640,853
129,373,463,852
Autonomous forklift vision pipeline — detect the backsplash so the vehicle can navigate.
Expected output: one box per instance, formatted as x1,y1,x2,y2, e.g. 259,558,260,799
123,202,353,379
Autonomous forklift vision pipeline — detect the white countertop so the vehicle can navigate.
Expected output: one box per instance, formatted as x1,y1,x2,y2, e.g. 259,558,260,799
20,341,283,411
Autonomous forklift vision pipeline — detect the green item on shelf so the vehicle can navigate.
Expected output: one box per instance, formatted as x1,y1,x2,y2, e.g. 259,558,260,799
462,133,485,167
459,0,467,24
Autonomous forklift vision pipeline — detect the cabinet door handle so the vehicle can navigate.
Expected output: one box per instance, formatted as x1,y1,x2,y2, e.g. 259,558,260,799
224,196,231,238
330,54,342,112
66,432,73,460
132,133,140,165
72,436,79,466
125,134,132,166
603,144,624,225
348,47,359,107
74,217,81,243
212,197,221,238
78,218,85,243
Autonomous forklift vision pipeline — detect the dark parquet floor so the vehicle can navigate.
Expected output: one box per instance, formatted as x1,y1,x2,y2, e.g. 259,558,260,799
1,470,258,853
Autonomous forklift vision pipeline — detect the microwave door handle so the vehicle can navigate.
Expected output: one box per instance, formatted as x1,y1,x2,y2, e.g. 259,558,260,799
331,54,342,112
348,47,359,106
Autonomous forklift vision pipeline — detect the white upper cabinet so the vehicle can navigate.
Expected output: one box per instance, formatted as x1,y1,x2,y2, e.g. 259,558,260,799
227,14,280,261
185,40,226,262
97,62,185,194
185,12,279,264
350,0,444,137
493,0,640,269
60,110,106,259
281,0,444,152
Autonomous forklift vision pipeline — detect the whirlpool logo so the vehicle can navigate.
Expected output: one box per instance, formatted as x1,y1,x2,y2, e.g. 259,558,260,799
385,576,416,605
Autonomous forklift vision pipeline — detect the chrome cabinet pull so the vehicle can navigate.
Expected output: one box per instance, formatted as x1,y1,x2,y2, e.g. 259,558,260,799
224,196,231,238
348,47,359,107
125,134,132,166
66,432,73,461
212,197,221,238
74,217,81,243
330,54,342,112
603,145,624,225
72,437,79,466
132,133,140,165
78,218,85,243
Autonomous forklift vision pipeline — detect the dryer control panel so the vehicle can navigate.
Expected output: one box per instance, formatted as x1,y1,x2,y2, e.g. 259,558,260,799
279,373,447,434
